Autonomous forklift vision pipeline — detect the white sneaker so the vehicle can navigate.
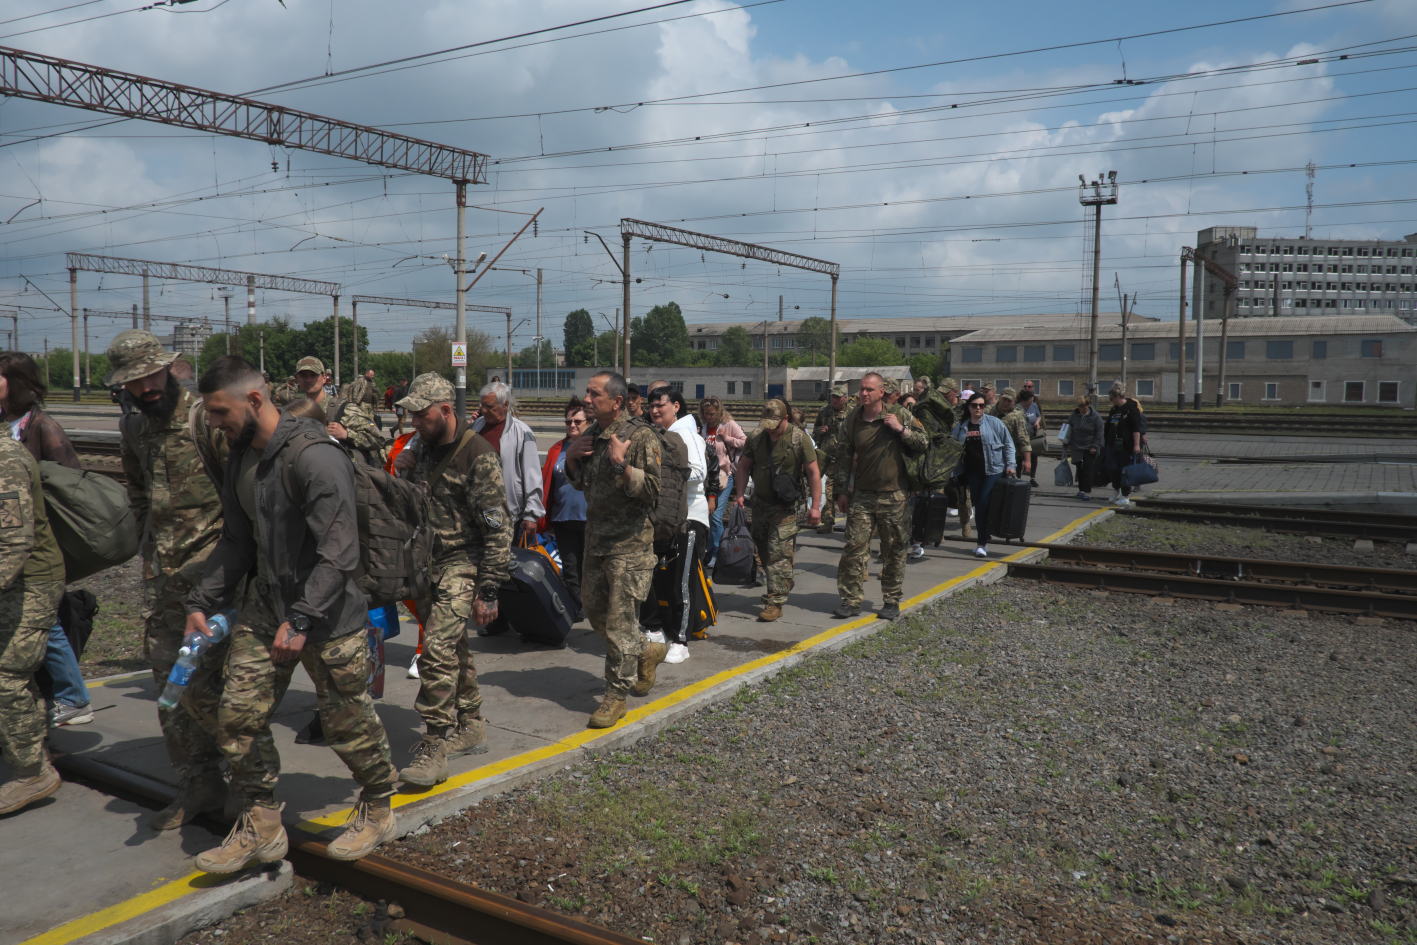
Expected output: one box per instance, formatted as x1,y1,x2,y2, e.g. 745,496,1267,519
644,629,667,645
664,643,690,664
1114,496,1131,508
1110,488,1121,503
947,508,958,516
908,543,925,559
406,656,420,679
973,546,988,559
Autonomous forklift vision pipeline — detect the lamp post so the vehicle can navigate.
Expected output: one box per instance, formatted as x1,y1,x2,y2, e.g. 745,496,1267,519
217,286,235,354
1079,171,1119,403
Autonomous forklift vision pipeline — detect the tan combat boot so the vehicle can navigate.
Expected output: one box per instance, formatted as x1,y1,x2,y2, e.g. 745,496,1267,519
446,715,489,756
325,799,397,861
631,641,668,697
587,695,626,728
0,759,61,815
195,804,288,874
959,515,973,541
151,769,228,830
399,733,449,788
758,603,783,622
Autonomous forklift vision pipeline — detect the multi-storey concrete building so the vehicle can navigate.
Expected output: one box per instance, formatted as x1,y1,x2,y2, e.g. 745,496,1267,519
1195,227,1417,325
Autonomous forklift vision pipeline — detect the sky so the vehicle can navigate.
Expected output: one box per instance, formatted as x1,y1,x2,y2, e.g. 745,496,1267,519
2,0,1416,361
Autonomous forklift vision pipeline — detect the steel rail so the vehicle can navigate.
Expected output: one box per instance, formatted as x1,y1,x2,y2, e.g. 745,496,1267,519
1034,543,1417,594
51,753,639,945
1007,562,1417,619
1128,499,1417,528
1118,507,1417,542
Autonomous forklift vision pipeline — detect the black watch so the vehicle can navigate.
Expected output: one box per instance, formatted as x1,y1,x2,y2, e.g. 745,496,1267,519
289,614,313,634
479,586,499,602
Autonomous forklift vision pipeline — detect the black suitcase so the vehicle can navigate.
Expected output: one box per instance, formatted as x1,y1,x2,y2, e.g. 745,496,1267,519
987,476,1031,542
713,504,758,586
910,492,952,547
500,546,576,647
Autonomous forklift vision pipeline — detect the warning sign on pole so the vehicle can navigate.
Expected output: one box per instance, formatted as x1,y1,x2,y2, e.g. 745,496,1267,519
451,343,467,366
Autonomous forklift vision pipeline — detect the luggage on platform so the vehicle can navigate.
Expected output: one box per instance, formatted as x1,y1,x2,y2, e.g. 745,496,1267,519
500,545,576,648
910,492,952,547
987,475,1031,542
713,504,758,586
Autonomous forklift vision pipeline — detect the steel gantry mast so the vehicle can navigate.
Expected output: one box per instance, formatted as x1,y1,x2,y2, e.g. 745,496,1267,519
615,219,840,388
349,295,511,387
1179,247,1238,409
5,45,489,405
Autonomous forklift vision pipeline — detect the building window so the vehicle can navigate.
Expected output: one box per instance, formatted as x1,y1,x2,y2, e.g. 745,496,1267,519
772,337,781,349
962,379,982,391
1266,340,1294,359
1308,380,1326,402
558,370,577,390
1226,341,1246,359
755,337,764,350
996,346,1017,362
962,347,983,363
909,336,921,348
1135,379,1155,398
1023,345,1046,362
726,381,736,395
696,384,705,399
814,381,822,394
1168,341,1196,360
1052,345,1075,361
785,336,796,348
895,337,906,348
743,381,752,396
1228,382,1242,400
708,338,719,350
1131,343,1155,361
1361,339,1383,358
995,380,1011,391
1311,340,1326,359
1344,381,1365,402
1099,343,1122,361
924,336,935,348
1379,381,1400,404
1264,382,1280,400
1057,379,1075,397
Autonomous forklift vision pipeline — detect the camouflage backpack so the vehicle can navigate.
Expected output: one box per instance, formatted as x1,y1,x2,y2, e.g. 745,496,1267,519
626,417,690,543
911,387,961,490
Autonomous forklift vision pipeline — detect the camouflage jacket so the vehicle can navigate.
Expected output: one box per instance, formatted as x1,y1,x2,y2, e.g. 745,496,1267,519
912,388,962,488
120,386,226,579
314,392,386,464
568,411,661,557
0,436,65,587
813,403,848,468
832,402,929,495
406,419,512,592
343,377,381,409
273,382,299,406
992,404,1033,455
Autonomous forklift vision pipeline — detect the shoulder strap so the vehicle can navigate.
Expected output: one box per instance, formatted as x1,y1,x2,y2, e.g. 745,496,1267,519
280,432,337,503
427,427,476,495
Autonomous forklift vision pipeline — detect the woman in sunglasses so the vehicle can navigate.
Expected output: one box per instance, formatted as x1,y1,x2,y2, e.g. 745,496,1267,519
951,393,1016,558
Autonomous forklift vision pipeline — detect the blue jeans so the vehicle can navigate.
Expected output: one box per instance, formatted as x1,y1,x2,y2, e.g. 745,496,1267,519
707,474,733,563
46,623,90,708
965,471,1002,546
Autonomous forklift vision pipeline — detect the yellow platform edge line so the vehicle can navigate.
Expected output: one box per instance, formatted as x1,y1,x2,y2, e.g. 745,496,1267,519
36,506,1110,944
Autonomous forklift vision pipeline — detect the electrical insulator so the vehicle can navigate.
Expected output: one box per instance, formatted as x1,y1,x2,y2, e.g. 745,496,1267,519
533,220,538,237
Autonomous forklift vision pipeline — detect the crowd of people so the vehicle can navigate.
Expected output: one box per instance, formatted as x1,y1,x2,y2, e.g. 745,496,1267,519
0,342,1152,880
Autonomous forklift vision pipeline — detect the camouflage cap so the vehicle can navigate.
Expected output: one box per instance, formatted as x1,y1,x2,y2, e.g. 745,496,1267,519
830,383,848,397
939,377,959,392
103,329,176,386
286,376,296,384
295,356,326,375
999,387,1018,400
916,375,931,388
758,399,787,433
978,381,995,391
882,376,899,394
396,372,455,411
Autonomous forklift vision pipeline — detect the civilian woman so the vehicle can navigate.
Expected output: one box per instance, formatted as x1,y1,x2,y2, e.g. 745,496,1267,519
700,397,745,565
1103,386,1144,507
539,397,588,616
950,393,1015,559
1063,395,1104,500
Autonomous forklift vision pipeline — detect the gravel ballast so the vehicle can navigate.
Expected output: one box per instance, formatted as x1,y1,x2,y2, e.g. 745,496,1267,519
178,570,1417,945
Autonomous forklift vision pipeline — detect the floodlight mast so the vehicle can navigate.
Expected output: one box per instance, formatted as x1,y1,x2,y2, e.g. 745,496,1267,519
1078,172,1118,403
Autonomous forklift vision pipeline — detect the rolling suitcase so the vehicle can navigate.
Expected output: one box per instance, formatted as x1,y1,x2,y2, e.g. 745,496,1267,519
910,492,951,547
713,504,758,586
987,476,1031,542
500,546,576,647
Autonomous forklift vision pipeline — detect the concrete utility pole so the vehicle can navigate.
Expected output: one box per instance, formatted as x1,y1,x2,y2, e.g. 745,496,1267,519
69,268,80,401
454,181,467,416
332,295,340,391
1176,254,1188,408
535,267,543,378
1117,289,1130,394
622,232,632,379
142,268,151,331
1183,244,1237,409
246,274,255,325
505,311,512,385
82,308,90,393
762,318,769,399
259,331,264,373
132,303,138,329
218,286,234,354
351,299,359,378
1079,173,1118,402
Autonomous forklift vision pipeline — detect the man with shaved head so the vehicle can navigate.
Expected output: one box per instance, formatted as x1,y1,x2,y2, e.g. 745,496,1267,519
186,355,398,873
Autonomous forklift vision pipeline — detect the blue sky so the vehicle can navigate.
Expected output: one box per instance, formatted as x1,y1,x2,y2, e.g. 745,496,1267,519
2,0,1414,359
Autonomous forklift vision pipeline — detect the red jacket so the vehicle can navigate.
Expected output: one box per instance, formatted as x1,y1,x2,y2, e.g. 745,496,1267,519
535,439,564,533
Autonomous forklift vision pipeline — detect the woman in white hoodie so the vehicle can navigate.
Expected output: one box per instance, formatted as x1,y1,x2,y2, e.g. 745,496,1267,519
647,385,709,664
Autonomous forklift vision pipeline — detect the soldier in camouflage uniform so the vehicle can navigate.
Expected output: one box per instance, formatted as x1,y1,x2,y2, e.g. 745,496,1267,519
109,329,231,829
908,376,963,557
832,372,928,622
565,371,663,729
732,401,822,622
882,375,901,405
992,387,1033,476
293,356,386,467
187,354,397,872
395,374,512,786
0,436,67,816
342,369,381,417
273,376,299,406
812,384,849,535
938,378,973,539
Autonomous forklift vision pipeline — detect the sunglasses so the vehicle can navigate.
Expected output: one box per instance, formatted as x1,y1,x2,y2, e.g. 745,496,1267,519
968,402,986,408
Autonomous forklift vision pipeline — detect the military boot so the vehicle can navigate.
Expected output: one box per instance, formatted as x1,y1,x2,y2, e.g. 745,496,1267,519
0,759,61,815
959,515,974,541
631,641,668,697
758,603,783,622
399,733,449,787
151,769,227,830
446,715,489,756
325,799,397,861
816,516,835,535
195,804,288,874
588,695,626,729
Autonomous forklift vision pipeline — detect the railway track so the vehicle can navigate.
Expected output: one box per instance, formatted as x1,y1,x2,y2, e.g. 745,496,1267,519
1007,543,1417,619
1119,499,1417,543
53,753,640,945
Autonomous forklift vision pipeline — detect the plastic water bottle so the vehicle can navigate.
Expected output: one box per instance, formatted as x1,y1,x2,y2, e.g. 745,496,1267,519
157,611,236,709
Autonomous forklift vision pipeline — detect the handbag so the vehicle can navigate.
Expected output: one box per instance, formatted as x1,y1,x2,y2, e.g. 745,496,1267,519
1120,448,1159,489
1053,459,1074,487
1029,434,1047,455
1057,422,1071,445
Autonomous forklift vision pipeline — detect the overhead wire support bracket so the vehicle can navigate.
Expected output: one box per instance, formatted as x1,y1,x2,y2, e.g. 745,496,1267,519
65,253,340,297
618,218,840,277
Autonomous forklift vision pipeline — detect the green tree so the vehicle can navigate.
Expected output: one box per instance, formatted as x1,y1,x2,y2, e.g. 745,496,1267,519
836,336,905,367
514,338,555,369
414,326,501,386
363,351,414,390
795,316,842,366
563,309,595,366
630,302,691,367
299,316,368,383
713,325,756,367
198,316,304,380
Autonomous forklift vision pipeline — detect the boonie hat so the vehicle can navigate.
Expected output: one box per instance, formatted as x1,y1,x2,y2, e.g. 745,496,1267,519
1000,387,1018,400
104,329,177,386
397,372,456,412
758,399,787,433
939,377,959,392
295,356,326,375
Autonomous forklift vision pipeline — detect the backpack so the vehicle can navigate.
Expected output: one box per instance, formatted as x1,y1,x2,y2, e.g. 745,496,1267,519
626,417,689,543
39,462,139,581
751,425,807,507
911,389,960,491
281,431,439,608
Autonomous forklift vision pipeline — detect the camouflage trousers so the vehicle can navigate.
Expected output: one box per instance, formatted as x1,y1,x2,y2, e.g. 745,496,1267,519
0,580,63,769
750,500,799,606
218,583,396,808
837,489,910,607
582,549,654,699
955,477,974,538
414,558,482,732
145,560,226,779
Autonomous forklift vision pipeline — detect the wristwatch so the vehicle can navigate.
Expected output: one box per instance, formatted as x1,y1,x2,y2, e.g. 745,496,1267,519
289,614,312,634
479,585,499,602
612,461,629,476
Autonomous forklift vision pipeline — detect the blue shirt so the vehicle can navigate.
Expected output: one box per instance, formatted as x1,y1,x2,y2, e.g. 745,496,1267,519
550,446,587,522
1023,401,1043,432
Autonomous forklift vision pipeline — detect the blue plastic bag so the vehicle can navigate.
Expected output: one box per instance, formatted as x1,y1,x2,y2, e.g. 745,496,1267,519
368,603,401,640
